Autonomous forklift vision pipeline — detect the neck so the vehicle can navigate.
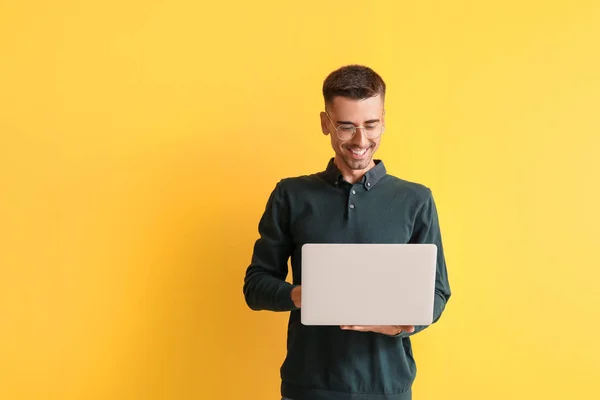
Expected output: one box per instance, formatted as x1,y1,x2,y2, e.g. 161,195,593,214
334,156,376,184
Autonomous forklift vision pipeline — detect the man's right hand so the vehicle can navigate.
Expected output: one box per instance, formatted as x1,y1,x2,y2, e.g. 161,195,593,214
291,286,301,308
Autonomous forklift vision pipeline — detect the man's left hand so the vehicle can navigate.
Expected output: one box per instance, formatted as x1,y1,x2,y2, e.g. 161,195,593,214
340,325,415,336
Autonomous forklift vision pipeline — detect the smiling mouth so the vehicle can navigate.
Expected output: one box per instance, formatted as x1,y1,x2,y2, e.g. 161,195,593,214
346,146,371,158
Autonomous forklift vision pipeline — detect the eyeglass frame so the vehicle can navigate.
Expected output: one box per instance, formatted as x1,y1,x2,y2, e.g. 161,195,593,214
323,109,386,141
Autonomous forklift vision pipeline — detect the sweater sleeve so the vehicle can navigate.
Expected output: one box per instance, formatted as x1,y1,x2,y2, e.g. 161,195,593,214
396,189,452,338
243,181,298,312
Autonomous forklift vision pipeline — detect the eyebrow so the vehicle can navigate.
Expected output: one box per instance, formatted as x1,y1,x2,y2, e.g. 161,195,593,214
336,119,380,125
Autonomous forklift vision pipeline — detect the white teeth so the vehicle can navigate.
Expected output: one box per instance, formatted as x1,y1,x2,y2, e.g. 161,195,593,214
351,149,367,155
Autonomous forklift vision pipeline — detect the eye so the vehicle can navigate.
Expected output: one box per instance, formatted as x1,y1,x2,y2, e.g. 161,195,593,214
339,125,354,132
365,125,377,130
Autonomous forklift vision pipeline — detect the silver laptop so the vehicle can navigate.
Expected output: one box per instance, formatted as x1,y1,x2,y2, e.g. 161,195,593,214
300,243,437,326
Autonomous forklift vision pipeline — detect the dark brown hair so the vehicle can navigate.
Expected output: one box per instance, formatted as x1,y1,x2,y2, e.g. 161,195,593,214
322,64,386,106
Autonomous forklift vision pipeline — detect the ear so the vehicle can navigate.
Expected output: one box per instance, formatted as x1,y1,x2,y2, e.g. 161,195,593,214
381,109,386,133
320,111,330,136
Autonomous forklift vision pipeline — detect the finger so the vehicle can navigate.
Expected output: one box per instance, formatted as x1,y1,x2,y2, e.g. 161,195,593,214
399,325,415,333
350,326,372,332
341,325,366,331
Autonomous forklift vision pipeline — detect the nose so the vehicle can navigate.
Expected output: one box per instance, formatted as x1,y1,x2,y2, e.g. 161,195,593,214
351,127,369,147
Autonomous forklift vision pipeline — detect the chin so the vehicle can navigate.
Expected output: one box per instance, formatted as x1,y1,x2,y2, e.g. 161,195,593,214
345,157,373,170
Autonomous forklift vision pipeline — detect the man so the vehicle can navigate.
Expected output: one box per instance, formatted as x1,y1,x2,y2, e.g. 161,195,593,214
243,65,451,400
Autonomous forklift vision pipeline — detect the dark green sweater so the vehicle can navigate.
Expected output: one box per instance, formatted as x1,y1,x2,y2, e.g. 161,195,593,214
243,158,451,400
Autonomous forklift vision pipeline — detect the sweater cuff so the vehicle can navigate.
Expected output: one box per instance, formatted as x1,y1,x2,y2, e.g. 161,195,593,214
276,283,299,311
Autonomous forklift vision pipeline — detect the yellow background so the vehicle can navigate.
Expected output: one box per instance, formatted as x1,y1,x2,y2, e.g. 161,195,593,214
1,0,599,399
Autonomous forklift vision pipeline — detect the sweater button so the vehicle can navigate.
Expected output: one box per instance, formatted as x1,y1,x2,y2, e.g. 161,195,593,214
349,204,355,209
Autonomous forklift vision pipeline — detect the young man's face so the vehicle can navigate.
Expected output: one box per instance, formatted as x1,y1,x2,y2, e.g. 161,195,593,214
320,95,385,172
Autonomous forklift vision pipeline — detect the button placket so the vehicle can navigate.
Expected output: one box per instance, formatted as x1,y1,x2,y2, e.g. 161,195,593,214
348,185,358,211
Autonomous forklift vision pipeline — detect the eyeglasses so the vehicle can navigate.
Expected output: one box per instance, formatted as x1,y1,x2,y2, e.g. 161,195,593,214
324,110,385,141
